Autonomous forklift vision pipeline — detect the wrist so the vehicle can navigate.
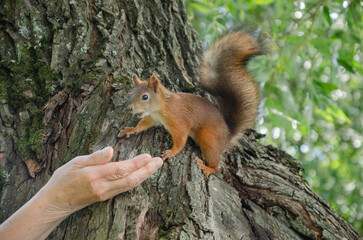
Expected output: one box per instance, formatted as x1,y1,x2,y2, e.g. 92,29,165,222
35,182,75,222
0,185,69,240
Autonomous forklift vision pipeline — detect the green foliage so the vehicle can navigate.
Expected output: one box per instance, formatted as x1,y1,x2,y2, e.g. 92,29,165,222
64,57,103,94
18,109,45,160
0,167,7,194
0,167,7,213
185,0,363,234
158,224,170,239
0,46,60,160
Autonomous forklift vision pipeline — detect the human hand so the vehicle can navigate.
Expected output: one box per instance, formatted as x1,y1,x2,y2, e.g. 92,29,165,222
0,147,163,240
39,146,163,218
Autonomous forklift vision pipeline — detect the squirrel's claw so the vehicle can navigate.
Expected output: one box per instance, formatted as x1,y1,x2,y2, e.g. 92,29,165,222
161,149,176,160
196,157,210,179
117,127,137,138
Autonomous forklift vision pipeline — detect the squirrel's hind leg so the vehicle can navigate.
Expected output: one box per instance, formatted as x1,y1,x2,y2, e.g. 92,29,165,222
196,156,219,178
195,130,226,178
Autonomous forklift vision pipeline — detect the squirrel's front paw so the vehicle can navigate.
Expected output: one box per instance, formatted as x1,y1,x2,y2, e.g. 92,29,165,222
161,149,176,160
117,127,138,138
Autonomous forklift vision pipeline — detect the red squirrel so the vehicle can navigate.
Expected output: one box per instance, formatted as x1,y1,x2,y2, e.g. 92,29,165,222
118,31,260,178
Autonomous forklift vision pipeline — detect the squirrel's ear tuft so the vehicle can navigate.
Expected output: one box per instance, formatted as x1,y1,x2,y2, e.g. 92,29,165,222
132,74,143,86
148,74,159,93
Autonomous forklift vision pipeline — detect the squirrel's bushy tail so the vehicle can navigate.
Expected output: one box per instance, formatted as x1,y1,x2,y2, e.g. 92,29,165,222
200,31,261,146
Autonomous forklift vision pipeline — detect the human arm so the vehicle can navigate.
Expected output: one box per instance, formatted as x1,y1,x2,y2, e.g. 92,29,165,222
0,147,163,240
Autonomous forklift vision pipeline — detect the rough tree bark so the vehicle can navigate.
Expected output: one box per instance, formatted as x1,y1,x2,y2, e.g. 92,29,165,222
0,0,360,239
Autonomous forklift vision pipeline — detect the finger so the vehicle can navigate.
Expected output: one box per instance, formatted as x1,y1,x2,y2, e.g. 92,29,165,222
77,146,114,166
98,154,153,179
106,157,163,194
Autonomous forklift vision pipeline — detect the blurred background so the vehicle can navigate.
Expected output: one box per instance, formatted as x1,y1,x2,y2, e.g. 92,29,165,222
184,0,362,234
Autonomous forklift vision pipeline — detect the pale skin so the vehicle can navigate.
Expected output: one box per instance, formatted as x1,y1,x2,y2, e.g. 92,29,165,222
0,146,163,240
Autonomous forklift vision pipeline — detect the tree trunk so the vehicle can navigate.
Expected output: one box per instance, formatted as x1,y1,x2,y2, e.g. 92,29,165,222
0,0,360,239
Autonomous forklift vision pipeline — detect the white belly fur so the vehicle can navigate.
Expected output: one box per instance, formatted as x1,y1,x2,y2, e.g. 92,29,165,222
150,113,168,130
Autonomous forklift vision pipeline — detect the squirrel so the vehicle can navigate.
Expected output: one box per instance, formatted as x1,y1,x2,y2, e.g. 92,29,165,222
118,31,261,178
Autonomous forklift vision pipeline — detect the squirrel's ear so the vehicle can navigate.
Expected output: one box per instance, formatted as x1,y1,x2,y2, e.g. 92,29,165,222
147,74,159,93
132,74,143,86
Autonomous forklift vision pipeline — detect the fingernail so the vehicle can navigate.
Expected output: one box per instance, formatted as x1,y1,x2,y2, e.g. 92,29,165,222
153,157,163,167
102,146,111,156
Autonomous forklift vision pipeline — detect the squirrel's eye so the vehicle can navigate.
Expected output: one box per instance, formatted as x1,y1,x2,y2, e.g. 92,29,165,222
142,94,149,101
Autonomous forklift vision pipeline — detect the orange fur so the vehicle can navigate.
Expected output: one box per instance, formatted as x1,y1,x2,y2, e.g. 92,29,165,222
118,32,261,177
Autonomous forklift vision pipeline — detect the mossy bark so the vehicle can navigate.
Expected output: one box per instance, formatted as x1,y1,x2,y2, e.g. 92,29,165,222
0,1,360,239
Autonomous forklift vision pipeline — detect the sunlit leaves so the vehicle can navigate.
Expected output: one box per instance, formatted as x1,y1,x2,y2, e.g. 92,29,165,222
253,0,275,5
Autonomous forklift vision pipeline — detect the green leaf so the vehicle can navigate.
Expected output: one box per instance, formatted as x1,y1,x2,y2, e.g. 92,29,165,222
327,105,351,124
323,6,332,25
331,30,345,39
315,108,334,124
282,35,301,43
337,58,354,73
252,0,274,5
310,38,332,55
351,60,363,74
190,3,210,13
313,79,338,94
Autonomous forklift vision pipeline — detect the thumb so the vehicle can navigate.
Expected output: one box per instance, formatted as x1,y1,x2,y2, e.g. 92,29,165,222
77,146,114,166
